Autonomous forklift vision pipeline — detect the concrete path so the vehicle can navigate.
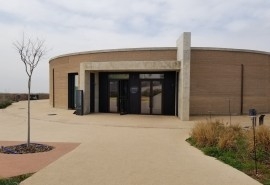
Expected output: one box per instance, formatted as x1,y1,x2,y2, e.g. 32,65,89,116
0,100,262,185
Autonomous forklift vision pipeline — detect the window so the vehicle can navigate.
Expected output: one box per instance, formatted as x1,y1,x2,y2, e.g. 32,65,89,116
139,74,164,79
108,74,129,79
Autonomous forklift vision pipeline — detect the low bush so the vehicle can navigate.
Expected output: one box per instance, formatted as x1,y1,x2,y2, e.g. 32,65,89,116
188,120,270,185
255,125,270,152
218,124,246,151
247,125,270,162
0,173,32,185
190,119,224,147
0,100,12,109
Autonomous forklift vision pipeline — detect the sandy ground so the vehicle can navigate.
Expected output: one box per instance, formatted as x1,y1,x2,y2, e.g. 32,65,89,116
0,100,264,185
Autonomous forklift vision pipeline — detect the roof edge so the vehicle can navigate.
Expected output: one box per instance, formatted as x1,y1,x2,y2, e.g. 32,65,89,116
49,47,177,62
49,46,270,63
191,47,270,55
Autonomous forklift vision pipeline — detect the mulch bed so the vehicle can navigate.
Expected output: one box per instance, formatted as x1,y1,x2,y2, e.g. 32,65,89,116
0,141,80,178
0,143,54,154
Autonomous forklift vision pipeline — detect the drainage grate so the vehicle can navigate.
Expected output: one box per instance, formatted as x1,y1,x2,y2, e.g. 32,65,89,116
48,113,57,116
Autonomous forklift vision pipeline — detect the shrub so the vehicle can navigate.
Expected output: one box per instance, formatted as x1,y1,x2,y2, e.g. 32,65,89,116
202,146,221,157
218,124,246,151
188,120,270,184
256,125,270,152
0,173,32,184
0,100,12,109
247,125,270,162
190,120,248,153
190,119,224,147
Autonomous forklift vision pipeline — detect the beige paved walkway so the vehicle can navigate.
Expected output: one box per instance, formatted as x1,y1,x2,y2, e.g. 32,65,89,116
0,100,263,185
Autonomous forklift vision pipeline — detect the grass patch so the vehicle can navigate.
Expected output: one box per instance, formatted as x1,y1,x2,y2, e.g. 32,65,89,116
0,100,12,109
0,174,32,185
187,120,270,185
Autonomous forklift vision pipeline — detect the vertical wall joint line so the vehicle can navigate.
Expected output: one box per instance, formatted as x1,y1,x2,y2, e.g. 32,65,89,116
240,64,244,115
52,69,55,107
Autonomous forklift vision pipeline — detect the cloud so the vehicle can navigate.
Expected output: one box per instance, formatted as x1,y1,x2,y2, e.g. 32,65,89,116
0,0,270,92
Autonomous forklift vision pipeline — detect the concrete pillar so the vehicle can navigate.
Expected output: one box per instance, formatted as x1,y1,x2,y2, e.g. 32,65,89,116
79,63,90,114
177,32,191,121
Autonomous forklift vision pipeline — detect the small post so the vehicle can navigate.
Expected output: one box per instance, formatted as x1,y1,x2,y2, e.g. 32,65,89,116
228,98,231,125
249,108,258,175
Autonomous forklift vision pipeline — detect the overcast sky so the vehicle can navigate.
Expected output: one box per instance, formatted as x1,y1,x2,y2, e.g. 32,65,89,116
0,0,270,93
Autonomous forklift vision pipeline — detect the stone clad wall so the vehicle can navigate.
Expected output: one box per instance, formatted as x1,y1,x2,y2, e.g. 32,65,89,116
190,48,270,115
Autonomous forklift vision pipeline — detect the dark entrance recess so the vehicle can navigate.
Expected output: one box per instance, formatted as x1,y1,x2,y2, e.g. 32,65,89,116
68,73,78,109
163,72,176,115
90,73,95,113
99,72,176,115
109,80,129,114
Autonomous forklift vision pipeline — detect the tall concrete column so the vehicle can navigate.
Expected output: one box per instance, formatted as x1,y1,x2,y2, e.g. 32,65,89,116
79,63,90,114
177,32,191,121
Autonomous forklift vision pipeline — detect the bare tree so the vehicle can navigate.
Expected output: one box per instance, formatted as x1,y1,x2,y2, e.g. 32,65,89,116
14,34,47,147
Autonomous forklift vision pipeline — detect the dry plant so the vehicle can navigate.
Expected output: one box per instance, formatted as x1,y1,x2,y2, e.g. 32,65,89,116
256,125,270,151
218,124,244,151
190,119,224,147
247,125,270,153
189,120,270,183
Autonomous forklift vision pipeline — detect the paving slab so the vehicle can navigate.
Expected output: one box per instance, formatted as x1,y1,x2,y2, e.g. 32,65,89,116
0,100,263,185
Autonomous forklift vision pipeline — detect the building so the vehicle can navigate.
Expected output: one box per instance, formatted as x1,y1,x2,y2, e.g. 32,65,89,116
49,32,270,120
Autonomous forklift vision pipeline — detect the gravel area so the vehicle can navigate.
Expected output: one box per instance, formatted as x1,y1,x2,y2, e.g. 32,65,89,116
0,141,79,178
0,143,54,154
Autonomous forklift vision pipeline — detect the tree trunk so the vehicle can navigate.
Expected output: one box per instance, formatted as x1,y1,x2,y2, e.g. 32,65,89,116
27,77,31,147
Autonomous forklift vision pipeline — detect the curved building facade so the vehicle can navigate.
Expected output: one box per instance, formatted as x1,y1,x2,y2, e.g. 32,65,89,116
49,32,270,120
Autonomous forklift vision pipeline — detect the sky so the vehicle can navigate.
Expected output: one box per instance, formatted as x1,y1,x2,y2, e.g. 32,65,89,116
0,0,270,93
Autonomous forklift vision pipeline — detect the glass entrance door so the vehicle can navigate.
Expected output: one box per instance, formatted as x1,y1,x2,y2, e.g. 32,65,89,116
109,80,118,113
141,81,151,114
119,80,128,115
109,80,129,114
152,81,162,114
140,80,162,114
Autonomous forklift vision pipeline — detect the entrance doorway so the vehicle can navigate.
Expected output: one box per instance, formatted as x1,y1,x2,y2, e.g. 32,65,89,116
140,80,162,114
109,80,129,114
99,72,175,115
68,73,78,109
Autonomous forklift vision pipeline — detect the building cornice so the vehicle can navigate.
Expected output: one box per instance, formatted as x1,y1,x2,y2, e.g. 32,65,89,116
49,47,177,62
49,47,270,63
191,47,270,55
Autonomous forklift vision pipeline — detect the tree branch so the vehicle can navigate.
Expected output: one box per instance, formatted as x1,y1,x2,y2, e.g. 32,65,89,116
13,34,47,77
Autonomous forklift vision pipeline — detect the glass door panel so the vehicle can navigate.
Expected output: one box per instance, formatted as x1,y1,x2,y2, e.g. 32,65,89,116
141,81,151,114
152,81,162,114
109,81,118,112
119,80,128,114
140,80,162,115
